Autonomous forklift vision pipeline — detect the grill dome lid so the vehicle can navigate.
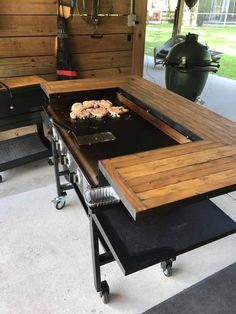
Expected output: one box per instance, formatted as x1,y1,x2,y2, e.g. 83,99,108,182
166,33,211,67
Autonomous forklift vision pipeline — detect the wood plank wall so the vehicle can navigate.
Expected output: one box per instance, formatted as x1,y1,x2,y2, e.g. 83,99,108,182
0,0,57,80
66,0,147,78
0,0,147,80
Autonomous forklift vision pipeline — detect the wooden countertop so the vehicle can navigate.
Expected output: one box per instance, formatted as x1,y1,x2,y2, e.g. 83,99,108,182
41,77,127,96
42,76,236,219
1,75,46,89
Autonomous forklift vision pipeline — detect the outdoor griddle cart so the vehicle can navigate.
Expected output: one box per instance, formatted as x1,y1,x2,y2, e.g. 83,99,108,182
42,76,236,303
0,76,50,182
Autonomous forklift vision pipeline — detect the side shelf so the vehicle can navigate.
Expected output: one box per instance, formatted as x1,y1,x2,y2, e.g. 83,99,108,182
92,199,236,275
0,132,50,181
88,198,236,303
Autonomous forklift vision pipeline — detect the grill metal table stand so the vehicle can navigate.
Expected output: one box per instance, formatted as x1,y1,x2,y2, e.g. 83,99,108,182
48,120,236,304
48,120,177,303
50,130,72,210
41,76,236,305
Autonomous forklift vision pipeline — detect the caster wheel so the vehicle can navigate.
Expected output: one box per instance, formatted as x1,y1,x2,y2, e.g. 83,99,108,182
48,157,54,166
163,265,172,277
55,199,66,210
161,259,174,277
99,281,110,304
0,175,2,183
52,196,66,210
101,290,109,304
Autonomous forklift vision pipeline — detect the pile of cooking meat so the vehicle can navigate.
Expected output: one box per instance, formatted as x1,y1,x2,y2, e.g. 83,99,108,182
69,99,129,120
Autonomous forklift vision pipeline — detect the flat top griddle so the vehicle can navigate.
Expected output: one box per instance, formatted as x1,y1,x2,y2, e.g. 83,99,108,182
48,88,178,185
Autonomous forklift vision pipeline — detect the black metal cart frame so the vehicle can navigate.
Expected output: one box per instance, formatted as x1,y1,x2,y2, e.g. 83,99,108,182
49,125,236,304
50,143,176,303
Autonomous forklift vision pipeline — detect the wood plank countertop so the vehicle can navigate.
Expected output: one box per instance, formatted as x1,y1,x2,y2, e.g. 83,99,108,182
42,76,236,219
1,75,46,89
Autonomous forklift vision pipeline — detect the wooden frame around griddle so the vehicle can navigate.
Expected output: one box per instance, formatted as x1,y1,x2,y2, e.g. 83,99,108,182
42,76,236,220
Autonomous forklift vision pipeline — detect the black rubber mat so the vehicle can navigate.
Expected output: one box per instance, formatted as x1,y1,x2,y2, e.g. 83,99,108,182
144,262,236,314
0,133,49,171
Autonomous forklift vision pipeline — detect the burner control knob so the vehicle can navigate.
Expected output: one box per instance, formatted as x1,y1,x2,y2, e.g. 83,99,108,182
69,172,79,184
66,152,72,166
60,155,68,165
76,170,82,185
58,139,64,151
55,140,60,150
52,127,59,141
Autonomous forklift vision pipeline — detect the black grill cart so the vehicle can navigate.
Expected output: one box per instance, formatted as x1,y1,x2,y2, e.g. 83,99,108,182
0,76,50,182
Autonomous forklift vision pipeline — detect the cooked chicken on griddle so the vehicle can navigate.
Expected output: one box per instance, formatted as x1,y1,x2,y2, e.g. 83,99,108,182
99,99,113,109
70,109,91,120
71,102,83,112
70,111,77,119
107,106,129,117
69,99,129,120
82,100,99,109
76,110,91,120
87,107,108,118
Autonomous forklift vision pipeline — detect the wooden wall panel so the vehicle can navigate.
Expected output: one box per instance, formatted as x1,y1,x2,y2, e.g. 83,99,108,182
76,67,131,79
0,0,57,15
67,16,132,35
0,56,56,78
69,34,133,53
0,16,57,37
72,51,132,71
97,0,130,14
62,0,130,14
0,0,57,79
0,37,55,58
65,0,142,79
93,1,130,14
0,0,147,80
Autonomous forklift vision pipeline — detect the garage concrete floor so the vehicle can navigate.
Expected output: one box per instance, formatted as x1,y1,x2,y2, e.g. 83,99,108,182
1,63,236,313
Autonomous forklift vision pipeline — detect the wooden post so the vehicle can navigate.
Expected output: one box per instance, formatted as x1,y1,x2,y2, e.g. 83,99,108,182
131,0,147,76
172,0,185,37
